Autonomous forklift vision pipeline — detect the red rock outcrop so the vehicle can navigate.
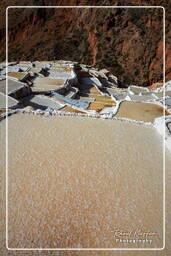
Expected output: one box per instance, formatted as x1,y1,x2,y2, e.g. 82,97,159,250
0,0,170,86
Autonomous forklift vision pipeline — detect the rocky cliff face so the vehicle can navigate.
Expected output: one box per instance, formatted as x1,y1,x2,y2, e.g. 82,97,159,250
0,0,170,86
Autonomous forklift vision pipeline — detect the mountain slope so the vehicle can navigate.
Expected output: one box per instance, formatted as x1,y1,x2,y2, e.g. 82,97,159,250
0,0,170,86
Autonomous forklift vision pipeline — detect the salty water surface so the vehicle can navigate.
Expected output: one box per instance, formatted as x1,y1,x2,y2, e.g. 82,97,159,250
116,101,167,122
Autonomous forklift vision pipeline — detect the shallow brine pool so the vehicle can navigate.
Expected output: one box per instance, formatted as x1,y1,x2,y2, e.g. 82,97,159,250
116,101,168,122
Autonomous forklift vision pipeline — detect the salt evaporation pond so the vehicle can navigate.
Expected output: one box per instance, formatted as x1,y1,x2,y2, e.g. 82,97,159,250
116,101,167,122
0,113,171,250
33,77,65,91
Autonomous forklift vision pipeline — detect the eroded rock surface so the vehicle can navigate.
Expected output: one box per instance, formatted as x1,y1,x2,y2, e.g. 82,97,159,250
0,0,170,86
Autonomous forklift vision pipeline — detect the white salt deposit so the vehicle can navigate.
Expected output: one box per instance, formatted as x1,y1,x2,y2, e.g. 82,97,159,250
0,113,170,249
